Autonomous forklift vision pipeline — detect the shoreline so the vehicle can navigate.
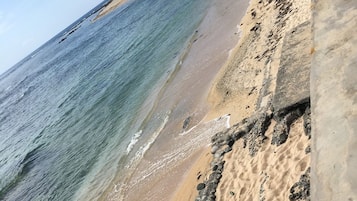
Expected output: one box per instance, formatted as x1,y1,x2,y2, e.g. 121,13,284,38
96,0,250,200
94,0,314,200
94,0,127,21
190,0,313,200
120,0,250,198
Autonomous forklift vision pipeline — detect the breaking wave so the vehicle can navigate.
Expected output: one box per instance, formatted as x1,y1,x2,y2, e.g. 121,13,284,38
125,112,170,169
126,130,142,154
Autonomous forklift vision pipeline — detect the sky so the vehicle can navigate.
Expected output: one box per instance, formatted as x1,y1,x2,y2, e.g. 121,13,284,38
0,0,105,75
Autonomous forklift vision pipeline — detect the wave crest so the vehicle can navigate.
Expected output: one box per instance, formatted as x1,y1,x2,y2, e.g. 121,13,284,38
126,130,143,154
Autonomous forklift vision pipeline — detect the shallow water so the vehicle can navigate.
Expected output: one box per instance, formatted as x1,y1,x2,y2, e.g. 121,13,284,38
0,0,210,200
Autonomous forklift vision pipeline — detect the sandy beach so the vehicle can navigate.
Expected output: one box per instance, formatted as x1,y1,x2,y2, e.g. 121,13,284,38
120,0,250,199
94,0,127,20
96,0,250,200
174,0,313,200
0,0,353,199
96,0,315,200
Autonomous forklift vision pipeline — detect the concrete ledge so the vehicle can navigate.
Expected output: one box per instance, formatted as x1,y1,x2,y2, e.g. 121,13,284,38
273,21,312,116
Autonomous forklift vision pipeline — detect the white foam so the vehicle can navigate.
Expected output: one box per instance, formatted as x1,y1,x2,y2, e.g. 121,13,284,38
179,114,231,136
131,114,232,185
112,112,233,201
126,130,142,154
224,114,231,128
125,112,170,168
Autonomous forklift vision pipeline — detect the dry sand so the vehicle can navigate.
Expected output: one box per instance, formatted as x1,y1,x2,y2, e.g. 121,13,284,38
217,118,310,200
171,148,212,201
206,0,312,125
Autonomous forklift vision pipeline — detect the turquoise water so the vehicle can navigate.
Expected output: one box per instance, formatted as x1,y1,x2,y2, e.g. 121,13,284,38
0,0,210,200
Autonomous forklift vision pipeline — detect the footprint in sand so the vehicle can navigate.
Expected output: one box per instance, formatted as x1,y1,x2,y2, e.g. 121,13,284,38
296,160,308,172
297,141,304,151
240,187,247,195
252,165,258,174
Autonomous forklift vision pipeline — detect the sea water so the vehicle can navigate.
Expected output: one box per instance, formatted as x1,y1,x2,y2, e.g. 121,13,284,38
0,0,211,200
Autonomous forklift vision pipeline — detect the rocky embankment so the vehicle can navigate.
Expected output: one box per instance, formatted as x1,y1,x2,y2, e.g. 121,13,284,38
196,0,313,200
196,101,311,200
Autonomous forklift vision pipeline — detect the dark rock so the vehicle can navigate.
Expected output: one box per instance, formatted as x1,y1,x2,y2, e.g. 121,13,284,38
183,116,192,130
271,121,289,146
212,179,219,186
245,110,272,156
212,133,225,145
197,172,202,180
211,131,224,143
224,146,233,153
208,194,216,200
285,107,304,124
305,145,311,154
303,106,311,139
209,172,222,182
225,136,235,147
211,145,219,154
215,160,225,170
214,150,224,158
212,165,218,171
59,37,67,43
226,138,235,147
251,11,257,18
232,129,247,141
250,23,261,33
208,185,216,195
272,107,305,146
215,173,222,180
289,167,311,201
197,183,206,191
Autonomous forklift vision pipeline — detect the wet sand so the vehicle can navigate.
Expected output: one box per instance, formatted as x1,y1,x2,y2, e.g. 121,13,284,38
120,0,250,199
97,0,249,200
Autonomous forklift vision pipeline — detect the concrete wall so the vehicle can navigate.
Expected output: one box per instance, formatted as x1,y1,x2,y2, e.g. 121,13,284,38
311,0,357,200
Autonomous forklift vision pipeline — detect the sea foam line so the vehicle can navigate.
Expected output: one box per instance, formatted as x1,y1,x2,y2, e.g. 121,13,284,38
131,114,232,185
125,112,170,168
179,114,231,136
126,130,142,154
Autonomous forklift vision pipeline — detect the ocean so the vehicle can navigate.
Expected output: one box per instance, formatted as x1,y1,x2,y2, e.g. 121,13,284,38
0,0,214,200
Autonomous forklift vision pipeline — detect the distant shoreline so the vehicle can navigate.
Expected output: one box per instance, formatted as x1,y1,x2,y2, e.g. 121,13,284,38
93,0,127,21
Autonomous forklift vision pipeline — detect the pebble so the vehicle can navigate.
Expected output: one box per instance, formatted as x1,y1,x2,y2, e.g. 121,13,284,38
196,183,206,191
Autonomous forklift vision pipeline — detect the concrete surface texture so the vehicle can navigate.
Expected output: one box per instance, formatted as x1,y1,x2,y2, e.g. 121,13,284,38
273,20,312,115
311,0,357,200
